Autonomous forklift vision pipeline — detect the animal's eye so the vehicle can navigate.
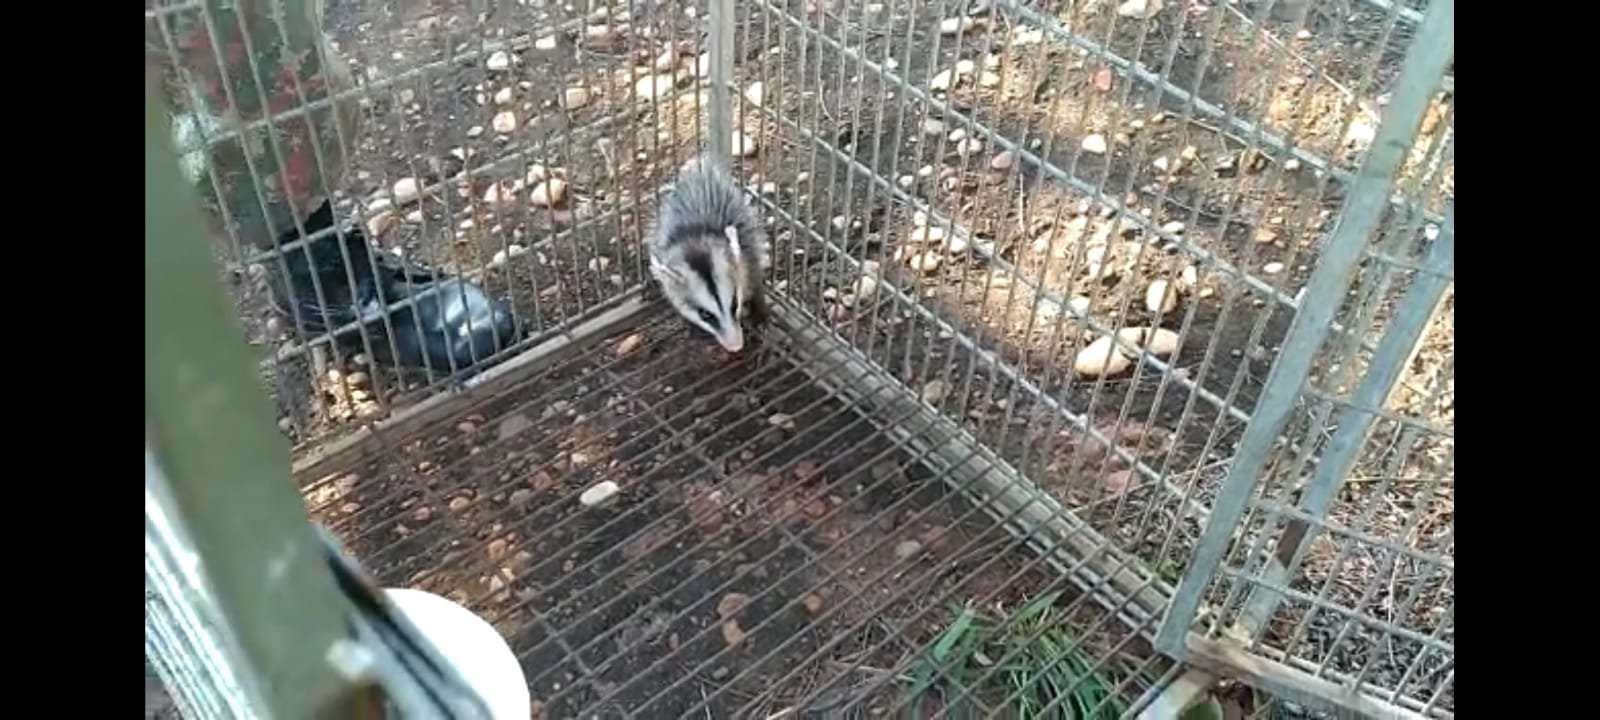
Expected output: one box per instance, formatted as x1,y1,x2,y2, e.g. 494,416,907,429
697,309,720,328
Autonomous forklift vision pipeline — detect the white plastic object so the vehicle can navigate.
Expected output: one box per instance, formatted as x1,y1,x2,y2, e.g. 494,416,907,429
383,588,531,720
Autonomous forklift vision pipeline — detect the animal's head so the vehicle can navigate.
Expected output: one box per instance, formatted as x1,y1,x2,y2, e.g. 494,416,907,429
651,225,749,352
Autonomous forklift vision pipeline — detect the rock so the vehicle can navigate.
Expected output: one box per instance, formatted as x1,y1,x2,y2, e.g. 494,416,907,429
894,539,923,560
635,73,675,101
909,225,946,244
854,274,878,299
955,59,977,76
1068,295,1093,316
579,481,621,508
1117,327,1181,357
744,81,765,107
534,34,558,50
731,130,759,158
939,16,984,34
510,489,534,506
653,49,678,72
908,252,941,273
990,151,1016,171
530,179,568,207
486,50,512,71
497,413,534,441
801,594,825,615
1074,336,1132,377
921,118,946,136
1253,228,1279,244
1145,279,1178,314
561,86,592,109
956,138,983,157
489,244,528,267
1081,134,1109,155
1116,0,1164,19
492,111,518,134
768,413,796,431
979,71,1001,88
721,621,747,648
616,333,644,357
930,69,956,91
716,593,751,619
1263,261,1285,275
493,87,515,105
921,380,950,405
366,211,396,237
392,177,424,205
1180,265,1199,288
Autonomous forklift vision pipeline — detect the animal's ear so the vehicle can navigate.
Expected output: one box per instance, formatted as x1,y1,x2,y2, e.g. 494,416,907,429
723,225,742,260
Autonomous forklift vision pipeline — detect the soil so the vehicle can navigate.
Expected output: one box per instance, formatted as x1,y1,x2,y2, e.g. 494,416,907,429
168,0,1453,716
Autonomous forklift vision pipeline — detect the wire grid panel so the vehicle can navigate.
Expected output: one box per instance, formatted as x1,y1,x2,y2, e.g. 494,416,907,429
147,0,708,448
301,307,1178,718
721,0,1452,715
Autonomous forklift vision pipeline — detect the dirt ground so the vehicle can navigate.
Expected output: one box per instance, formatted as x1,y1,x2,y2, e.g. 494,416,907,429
181,0,1453,716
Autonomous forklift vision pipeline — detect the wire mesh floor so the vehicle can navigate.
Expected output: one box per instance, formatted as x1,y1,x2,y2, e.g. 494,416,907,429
300,301,1176,718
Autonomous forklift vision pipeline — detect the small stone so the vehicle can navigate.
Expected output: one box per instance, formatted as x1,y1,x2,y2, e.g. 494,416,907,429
1145,279,1179,314
930,69,956,91
939,16,983,34
1160,221,1186,235
486,50,511,71
1263,261,1286,275
1283,158,1302,171
1180,265,1200,288
768,413,797,431
1116,0,1163,19
909,225,946,243
854,274,878,299
921,118,946,136
497,413,533,441
635,73,675,101
579,481,621,508
894,539,923,560
956,138,983,157
1153,156,1171,172
731,131,759,158
492,111,518,134
392,177,424,205
346,371,371,387
801,594,825,615
716,593,752,619
948,128,968,143
1253,228,1279,244
1080,134,1109,155
588,256,611,272
562,86,593,109
366,211,396,237
979,71,1001,88
1118,327,1182,357
990,151,1016,171
1074,336,1132,377
449,496,470,511
616,333,644,357
955,59,977,76
653,49,678,72
920,380,950,405
721,621,747,648
530,179,568,207
534,34,558,50
493,87,515,105
908,252,941,273
482,184,508,205
489,244,528,267
743,81,765,107
467,125,484,138
510,489,534,506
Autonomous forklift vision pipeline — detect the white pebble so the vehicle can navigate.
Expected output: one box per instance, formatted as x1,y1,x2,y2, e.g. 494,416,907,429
956,138,983,156
1116,0,1164,19
979,71,1001,88
492,111,518,134
366,211,396,237
579,481,621,508
731,131,759,158
955,59,977,76
1074,336,1131,378
767,413,797,430
909,225,946,243
930,69,956,91
1180,265,1199,288
921,118,947,136
1145,279,1178,314
939,16,983,34
486,50,511,71
943,234,970,254
493,87,515,105
530,179,568,207
1263,261,1285,275
855,274,879,299
1117,327,1181,357
534,34,558,50
635,73,675,101
1081,134,1109,155
920,380,950,405
489,244,528,267
744,82,765,107
562,86,593,109
908,252,941,273
392,177,423,205
1067,295,1093,316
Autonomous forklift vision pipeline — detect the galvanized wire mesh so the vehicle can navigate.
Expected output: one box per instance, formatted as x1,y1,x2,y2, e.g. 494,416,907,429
146,0,1453,716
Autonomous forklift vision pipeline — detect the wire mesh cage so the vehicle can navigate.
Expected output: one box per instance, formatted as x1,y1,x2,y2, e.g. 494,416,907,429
144,0,1453,715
